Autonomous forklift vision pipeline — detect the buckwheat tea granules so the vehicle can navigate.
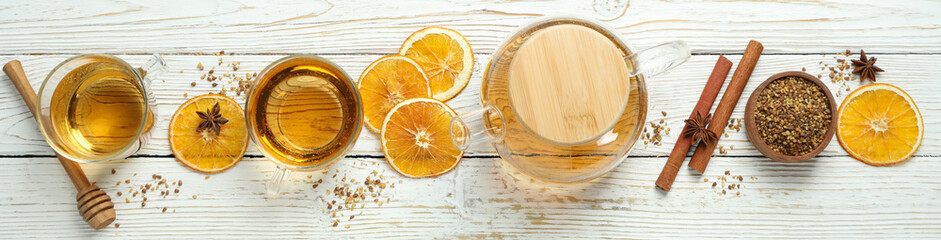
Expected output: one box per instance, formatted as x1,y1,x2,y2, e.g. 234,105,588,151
755,76,831,156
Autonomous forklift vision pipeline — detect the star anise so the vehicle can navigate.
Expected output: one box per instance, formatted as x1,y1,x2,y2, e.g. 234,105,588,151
196,103,228,136
683,111,718,145
851,50,884,82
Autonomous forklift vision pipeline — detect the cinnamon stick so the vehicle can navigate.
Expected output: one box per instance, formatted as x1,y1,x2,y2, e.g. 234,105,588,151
688,40,763,173
656,55,732,191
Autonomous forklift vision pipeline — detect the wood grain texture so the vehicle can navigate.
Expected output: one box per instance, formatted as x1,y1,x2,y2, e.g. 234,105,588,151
0,0,938,54
2,0,941,238
2,155,940,238
1,54,939,157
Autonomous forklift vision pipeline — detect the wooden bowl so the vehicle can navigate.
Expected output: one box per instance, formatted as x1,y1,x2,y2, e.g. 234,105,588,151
743,71,838,163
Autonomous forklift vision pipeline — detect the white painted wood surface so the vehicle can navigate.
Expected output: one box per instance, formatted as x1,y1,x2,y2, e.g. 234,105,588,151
1,0,939,238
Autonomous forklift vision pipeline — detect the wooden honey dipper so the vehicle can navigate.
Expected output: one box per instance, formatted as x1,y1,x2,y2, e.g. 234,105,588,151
3,60,116,230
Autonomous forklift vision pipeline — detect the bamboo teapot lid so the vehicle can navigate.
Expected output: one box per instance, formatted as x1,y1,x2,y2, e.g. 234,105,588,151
507,24,631,144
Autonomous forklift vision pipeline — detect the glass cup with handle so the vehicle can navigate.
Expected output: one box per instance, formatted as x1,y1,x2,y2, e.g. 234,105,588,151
245,55,364,198
36,53,166,163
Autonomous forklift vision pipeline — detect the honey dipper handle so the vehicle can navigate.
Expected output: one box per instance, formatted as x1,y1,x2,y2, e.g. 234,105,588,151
3,61,38,116
5,60,115,230
3,60,90,190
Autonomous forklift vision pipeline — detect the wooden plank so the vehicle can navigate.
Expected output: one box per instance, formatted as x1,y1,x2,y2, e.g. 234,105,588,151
1,54,938,157
1,155,940,238
0,0,938,54
3,1,939,238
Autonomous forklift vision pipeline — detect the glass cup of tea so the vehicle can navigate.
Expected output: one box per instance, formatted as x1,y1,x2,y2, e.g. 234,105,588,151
35,53,166,163
245,55,364,198
451,16,690,183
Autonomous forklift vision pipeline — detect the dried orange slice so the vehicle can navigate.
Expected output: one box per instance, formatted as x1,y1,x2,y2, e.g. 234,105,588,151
169,94,248,173
837,83,923,166
400,27,474,101
358,55,431,134
381,98,464,178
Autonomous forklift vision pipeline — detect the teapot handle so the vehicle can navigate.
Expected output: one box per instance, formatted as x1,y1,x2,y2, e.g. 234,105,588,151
626,40,690,77
450,104,506,152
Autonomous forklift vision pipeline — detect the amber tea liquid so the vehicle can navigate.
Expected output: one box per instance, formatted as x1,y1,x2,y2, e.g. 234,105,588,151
482,20,647,182
246,56,362,169
48,57,150,160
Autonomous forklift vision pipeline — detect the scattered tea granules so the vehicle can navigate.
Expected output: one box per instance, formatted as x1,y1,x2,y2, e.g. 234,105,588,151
191,50,256,96
322,167,395,228
111,173,186,222
820,50,856,96
709,170,749,196
755,76,831,156
643,113,670,147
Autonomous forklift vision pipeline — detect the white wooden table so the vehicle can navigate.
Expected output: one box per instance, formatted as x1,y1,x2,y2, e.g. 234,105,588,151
2,0,940,238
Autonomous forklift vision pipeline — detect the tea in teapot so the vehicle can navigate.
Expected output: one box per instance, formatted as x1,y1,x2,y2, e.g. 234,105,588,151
452,17,689,183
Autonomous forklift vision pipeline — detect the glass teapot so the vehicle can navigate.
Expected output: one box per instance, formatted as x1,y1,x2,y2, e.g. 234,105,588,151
450,17,689,183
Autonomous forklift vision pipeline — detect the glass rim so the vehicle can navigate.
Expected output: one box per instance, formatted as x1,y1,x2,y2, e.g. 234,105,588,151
36,53,151,163
485,16,640,146
482,16,651,183
244,54,364,171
